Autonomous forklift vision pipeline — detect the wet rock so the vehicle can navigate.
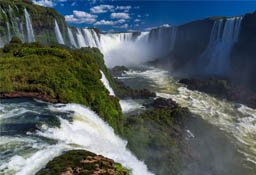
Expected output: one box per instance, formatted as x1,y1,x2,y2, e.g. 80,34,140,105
109,66,129,77
36,150,130,175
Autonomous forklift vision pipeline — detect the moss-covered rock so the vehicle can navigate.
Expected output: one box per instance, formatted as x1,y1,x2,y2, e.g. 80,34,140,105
123,97,190,175
36,150,131,175
0,40,123,133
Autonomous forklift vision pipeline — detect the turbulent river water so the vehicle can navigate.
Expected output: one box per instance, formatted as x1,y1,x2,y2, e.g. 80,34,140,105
119,66,256,174
0,66,255,175
0,99,153,175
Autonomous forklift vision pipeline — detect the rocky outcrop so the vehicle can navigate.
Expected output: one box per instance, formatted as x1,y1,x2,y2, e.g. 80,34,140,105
36,150,130,175
109,66,129,77
124,97,190,175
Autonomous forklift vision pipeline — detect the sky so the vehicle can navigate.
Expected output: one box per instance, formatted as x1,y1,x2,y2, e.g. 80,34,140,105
32,0,256,32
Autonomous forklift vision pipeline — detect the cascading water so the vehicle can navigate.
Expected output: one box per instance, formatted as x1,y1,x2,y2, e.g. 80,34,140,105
54,20,65,45
76,28,87,48
121,66,256,169
100,70,115,96
67,27,77,48
199,17,243,74
0,99,153,175
24,9,35,42
82,28,99,48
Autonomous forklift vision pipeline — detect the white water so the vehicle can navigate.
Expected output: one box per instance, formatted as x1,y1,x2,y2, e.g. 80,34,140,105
200,17,242,74
38,104,154,175
54,20,65,45
82,29,98,47
24,9,35,42
0,100,153,175
123,67,256,165
67,27,77,48
100,70,115,96
120,99,144,113
76,28,87,48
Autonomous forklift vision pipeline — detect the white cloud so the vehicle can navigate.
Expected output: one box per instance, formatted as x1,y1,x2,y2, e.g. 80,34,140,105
116,6,131,10
90,5,114,13
116,6,131,12
33,0,68,7
65,10,97,24
134,19,140,22
94,18,126,26
116,19,126,24
111,12,130,19
32,0,54,7
73,10,96,18
94,20,114,26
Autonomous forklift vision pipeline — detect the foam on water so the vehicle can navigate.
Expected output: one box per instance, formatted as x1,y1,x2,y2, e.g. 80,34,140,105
120,99,143,113
38,104,153,175
0,100,153,175
123,67,256,165
2,144,67,175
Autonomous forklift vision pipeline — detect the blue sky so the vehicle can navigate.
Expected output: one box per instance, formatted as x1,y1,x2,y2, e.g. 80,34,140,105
32,0,256,32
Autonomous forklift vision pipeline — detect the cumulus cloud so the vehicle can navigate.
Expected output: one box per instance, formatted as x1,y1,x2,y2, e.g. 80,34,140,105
65,10,97,24
94,19,126,26
90,4,114,13
94,20,114,26
32,0,55,7
134,19,140,22
111,12,130,19
116,6,131,12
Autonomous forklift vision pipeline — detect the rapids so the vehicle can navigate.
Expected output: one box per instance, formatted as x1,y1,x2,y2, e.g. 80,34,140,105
119,66,256,171
0,99,153,175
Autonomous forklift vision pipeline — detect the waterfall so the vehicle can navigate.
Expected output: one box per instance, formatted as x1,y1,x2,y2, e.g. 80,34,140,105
0,100,153,175
24,9,35,42
100,70,115,96
6,22,11,42
54,20,65,45
67,27,77,48
170,27,177,51
75,28,86,48
82,29,98,47
38,104,154,175
200,17,242,74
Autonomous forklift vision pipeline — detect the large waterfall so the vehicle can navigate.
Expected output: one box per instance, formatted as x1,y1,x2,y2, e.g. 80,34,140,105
199,17,242,74
67,27,77,48
24,9,35,42
0,99,153,175
54,20,65,45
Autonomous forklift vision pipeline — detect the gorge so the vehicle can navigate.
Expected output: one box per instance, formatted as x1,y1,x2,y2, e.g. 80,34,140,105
0,1,256,175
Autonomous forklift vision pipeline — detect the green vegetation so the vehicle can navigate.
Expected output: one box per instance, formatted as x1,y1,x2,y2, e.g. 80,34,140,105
0,0,69,46
0,38,123,133
36,150,131,175
124,100,190,174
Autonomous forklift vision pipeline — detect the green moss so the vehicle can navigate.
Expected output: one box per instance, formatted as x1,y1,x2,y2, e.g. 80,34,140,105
123,106,189,174
0,40,123,134
36,150,130,175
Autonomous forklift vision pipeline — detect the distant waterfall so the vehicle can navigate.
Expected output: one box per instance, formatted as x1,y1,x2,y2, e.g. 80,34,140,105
200,17,242,74
54,20,65,45
67,27,77,48
169,27,177,51
24,9,35,42
100,70,115,96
